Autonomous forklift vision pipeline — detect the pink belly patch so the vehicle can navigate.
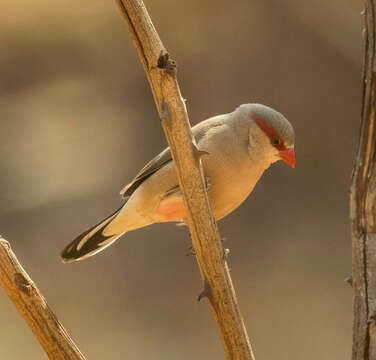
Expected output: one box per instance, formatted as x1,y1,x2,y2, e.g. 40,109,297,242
156,196,187,222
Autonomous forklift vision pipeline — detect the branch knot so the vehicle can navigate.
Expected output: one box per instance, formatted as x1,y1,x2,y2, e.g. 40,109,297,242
157,50,177,74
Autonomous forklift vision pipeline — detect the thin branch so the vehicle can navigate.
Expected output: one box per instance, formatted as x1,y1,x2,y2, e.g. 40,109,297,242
0,236,85,360
115,1,255,359
351,1,376,359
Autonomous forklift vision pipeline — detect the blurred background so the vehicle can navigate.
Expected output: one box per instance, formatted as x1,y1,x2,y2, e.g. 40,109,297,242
0,0,362,359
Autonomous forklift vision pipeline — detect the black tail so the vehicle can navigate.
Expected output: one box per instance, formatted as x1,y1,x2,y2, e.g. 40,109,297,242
61,207,124,263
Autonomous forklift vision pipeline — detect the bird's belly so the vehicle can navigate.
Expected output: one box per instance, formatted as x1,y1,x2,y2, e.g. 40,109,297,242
141,155,264,224
207,162,265,220
155,193,186,221
154,171,260,223
209,182,254,220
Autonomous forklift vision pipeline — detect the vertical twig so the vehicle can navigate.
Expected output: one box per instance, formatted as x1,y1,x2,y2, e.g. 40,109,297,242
351,1,376,359
0,236,85,360
115,1,255,359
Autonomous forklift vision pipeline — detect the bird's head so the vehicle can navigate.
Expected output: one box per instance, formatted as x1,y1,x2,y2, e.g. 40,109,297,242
236,104,295,168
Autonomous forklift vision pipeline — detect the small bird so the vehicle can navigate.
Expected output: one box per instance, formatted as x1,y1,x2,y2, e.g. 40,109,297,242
61,104,295,262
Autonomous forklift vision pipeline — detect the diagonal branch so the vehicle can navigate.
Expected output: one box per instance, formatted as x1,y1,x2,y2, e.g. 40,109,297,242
0,236,85,360
115,1,255,358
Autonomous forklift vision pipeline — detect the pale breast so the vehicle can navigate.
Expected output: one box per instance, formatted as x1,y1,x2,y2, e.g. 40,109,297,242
203,155,266,220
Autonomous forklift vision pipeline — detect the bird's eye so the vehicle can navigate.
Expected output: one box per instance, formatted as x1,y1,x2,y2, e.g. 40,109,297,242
272,136,280,146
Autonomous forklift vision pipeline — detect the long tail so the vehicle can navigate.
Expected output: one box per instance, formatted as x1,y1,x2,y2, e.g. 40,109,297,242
61,206,124,263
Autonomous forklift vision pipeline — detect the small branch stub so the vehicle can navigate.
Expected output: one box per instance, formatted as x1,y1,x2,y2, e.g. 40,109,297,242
345,275,353,287
198,279,212,302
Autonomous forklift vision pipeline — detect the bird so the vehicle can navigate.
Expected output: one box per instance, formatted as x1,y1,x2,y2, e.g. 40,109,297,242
61,103,295,263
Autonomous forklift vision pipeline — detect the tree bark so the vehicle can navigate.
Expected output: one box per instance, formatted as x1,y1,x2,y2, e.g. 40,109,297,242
351,1,376,359
115,1,255,359
0,236,85,359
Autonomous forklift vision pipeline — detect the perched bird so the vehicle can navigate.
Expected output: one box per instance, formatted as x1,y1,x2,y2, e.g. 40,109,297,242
61,104,295,262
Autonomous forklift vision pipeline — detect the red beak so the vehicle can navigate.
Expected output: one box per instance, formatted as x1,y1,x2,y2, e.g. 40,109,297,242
278,146,295,168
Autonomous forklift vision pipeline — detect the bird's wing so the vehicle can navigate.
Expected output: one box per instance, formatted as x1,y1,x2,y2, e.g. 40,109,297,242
119,116,219,199
120,147,172,198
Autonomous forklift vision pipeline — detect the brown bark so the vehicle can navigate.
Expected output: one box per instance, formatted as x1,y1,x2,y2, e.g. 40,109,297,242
0,236,85,360
351,1,376,359
115,1,255,359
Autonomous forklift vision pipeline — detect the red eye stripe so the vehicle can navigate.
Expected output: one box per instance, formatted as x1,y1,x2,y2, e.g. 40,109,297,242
254,118,286,151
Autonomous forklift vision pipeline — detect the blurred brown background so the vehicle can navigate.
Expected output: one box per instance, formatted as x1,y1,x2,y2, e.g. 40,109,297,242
0,0,362,359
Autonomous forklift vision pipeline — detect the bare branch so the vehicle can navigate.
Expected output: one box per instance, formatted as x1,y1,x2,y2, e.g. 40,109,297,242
116,1,255,358
0,236,85,360
351,1,376,359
